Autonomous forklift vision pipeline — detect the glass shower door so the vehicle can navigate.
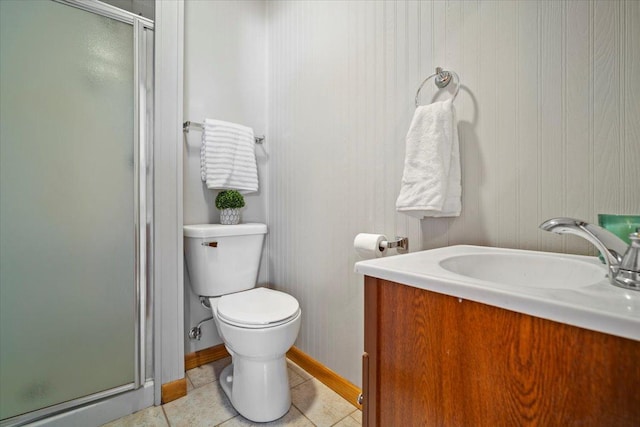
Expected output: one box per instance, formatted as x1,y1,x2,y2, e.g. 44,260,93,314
0,0,151,422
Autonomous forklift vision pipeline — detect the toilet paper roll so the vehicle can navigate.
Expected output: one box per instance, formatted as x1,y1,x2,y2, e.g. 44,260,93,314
354,233,388,259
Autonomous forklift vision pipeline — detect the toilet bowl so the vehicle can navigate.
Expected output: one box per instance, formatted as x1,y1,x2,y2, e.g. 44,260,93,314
183,224,301,422
212,289,301,421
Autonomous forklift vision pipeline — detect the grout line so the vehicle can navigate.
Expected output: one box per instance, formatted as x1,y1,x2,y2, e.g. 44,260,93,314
161,405,171,427
290,401,318,427
290,377,312,390
185,374,195,391
214,412,238,427
330,413,354,426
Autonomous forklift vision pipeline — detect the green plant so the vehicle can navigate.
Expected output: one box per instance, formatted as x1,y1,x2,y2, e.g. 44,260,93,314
215,190,245,209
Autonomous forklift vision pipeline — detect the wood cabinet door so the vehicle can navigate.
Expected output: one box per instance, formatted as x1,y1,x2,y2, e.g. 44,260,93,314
364,276,640,426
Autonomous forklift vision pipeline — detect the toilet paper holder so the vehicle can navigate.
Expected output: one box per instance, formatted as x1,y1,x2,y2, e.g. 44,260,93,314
381,237,409,253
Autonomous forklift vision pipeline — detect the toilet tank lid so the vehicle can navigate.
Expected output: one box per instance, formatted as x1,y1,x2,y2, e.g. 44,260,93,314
183,223,267,238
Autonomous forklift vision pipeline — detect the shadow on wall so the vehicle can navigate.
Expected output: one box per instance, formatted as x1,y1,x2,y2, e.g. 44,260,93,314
184,131,270,223
183,262,223,354
420,85,489,247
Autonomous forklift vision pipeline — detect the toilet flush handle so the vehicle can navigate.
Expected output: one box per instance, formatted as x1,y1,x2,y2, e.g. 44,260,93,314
202,241,218,248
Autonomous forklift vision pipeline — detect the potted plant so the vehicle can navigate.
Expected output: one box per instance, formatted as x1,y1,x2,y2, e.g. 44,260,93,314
215,190,245,225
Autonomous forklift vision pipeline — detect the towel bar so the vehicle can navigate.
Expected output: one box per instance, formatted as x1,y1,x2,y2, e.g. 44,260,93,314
183,120,265,144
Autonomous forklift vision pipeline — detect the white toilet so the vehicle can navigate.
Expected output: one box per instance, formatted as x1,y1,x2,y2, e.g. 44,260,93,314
183,223,301,423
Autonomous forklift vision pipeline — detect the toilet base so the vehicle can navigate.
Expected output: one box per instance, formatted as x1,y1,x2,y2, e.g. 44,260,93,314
219,356,291,423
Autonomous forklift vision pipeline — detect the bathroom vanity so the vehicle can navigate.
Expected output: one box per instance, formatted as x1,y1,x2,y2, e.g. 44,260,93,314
355,246,640,427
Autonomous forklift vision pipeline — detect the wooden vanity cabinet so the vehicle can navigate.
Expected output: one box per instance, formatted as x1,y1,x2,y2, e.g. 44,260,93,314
362,276,640,427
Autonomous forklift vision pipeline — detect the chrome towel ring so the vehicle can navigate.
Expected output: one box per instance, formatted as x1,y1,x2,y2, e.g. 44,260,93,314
414,67,460,107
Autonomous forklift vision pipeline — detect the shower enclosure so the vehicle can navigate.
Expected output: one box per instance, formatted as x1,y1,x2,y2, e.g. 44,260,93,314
0,0,154,425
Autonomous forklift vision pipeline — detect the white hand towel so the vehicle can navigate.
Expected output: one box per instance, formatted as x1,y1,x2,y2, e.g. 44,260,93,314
200,118,259,193
396,99,461,218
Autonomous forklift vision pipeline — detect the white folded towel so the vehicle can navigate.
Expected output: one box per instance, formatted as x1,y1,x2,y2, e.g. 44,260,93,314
396,99,461,218
200,118,259,193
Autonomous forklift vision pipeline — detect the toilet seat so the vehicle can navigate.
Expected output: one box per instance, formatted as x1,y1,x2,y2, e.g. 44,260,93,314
216,287,300,329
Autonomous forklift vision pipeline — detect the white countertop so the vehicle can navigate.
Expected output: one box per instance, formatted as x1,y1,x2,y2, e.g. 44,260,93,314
355,245,640,341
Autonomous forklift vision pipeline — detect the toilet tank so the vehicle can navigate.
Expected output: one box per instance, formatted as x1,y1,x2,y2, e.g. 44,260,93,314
184,223,267,297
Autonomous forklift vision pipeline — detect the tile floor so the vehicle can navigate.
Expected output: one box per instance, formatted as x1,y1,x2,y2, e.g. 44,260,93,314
103,357,361,427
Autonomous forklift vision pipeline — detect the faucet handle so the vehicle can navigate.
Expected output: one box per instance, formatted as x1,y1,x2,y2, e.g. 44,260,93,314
615,233,640,290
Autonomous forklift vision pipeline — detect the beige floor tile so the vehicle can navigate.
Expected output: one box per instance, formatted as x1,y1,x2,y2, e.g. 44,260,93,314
186,357,232,388
105,356,359,427
163,382,237,427
101,406,168,427
291,378,355,427
218,405,314,427
287,367,307,388
333,414,361,427
286,360,312,380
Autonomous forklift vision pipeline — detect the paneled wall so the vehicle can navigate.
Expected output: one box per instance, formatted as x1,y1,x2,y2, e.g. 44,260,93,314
267,0,640,386
155,0,185,401
183,0,267,353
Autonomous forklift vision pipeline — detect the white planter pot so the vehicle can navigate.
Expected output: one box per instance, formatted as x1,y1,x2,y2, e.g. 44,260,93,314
220,208,240,225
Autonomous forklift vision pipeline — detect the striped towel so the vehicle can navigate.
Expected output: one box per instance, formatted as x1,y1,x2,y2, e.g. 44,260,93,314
200,119,259,193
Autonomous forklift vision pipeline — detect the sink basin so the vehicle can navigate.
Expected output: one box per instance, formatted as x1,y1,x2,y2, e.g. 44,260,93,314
355,245,639,341
439,253,606,289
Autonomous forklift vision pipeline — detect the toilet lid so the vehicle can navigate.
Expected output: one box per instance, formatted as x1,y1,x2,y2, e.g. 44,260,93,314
217,287,300,327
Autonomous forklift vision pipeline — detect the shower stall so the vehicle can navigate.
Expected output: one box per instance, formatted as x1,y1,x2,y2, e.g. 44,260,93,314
0,0,154,425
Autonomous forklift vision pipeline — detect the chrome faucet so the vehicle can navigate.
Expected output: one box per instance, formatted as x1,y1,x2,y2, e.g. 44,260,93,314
540,217,640,291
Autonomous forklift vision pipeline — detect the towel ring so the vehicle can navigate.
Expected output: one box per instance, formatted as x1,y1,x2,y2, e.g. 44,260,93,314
414,67,460,107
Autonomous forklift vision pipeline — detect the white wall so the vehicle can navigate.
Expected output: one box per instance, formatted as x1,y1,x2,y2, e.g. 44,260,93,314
183,0,268,353
267,0,640,387
155,0,184,404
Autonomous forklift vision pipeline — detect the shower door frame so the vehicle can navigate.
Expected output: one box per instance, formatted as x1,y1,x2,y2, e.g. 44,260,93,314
1,1,154,425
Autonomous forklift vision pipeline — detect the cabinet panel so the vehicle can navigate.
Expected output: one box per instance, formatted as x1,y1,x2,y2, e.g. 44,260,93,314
364,277,640,426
